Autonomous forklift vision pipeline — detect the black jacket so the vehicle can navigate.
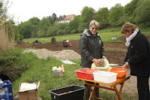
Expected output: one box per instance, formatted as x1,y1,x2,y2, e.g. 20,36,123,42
124,31,150,76
80,29,105,68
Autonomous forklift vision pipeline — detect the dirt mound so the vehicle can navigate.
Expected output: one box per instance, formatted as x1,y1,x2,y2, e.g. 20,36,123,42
17,40,126,65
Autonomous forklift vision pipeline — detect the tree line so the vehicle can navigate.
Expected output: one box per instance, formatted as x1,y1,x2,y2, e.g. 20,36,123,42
2,0,150,40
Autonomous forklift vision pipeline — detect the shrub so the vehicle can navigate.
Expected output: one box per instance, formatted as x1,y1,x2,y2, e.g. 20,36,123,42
0,48,22,67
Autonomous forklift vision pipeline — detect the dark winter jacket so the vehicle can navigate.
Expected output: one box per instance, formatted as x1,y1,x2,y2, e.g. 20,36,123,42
80,29,105,68
124,31,150,76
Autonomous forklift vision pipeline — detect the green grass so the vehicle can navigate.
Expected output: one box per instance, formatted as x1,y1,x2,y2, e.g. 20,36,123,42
12,55,83,100
12,51,138,100
23,27,123,43
23,27,150,43
23,33,80,43
99,27,123,42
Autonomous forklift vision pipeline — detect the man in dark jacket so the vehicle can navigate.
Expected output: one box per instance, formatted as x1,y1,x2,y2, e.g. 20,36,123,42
80,20,105,100
121,22,150,100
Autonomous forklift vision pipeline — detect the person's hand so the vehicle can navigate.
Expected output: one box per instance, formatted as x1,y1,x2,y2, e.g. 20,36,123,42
97,59,102,65
92,58,102,66
122,62,129,68
92,58,98,63
102,56,106,59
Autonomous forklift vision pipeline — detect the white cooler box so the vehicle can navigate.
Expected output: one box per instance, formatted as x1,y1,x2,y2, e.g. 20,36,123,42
93,71,117,83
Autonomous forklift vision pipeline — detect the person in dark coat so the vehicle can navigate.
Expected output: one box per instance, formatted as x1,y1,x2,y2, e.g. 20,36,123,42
80,20,106,100
121,22,150,100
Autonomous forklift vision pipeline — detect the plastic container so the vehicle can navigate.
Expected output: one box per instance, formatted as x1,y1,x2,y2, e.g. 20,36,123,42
75,68,99,80
0,80,13,100
110,68,127,79
53,70,63,76
49,85,85,100
93,71,117,83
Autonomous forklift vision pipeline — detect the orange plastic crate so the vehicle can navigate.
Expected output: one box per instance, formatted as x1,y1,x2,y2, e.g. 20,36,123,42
110,68,128,79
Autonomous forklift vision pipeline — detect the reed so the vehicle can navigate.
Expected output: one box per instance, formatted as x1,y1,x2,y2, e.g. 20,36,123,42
0,19,15,51
0,19,9,51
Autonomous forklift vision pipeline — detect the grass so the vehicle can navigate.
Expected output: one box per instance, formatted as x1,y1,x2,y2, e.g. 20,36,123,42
12,51,138,100
24,33,80,43
23,27,124,43
99,27,123,43
12,54,83,100
23,27,150,43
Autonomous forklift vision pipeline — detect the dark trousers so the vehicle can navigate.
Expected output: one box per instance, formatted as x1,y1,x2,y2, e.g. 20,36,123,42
137,75,150,100
85,82,99,100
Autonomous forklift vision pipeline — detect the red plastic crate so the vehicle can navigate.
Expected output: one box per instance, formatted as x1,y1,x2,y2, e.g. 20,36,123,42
75,68,99,80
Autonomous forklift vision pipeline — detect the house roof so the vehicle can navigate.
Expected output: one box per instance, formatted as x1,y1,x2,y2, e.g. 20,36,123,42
65,14,75,20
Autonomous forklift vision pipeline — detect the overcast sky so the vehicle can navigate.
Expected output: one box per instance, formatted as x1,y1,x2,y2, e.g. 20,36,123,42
7,0,131,24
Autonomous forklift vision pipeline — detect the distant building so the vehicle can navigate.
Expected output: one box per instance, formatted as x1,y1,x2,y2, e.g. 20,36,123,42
59,14,75,23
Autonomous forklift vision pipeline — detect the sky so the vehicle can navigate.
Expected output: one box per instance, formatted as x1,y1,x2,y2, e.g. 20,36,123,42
7,0,131,24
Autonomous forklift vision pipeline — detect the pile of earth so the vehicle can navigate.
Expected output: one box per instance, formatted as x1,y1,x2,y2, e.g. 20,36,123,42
17,40,127,65
23,49,81,60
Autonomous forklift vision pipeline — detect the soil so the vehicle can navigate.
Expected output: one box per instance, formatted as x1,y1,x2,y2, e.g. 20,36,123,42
17,40,126,65
24,49,81,60
16,40,150,95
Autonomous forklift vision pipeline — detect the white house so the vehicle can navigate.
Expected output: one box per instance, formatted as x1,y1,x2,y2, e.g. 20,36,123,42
59,14,75,23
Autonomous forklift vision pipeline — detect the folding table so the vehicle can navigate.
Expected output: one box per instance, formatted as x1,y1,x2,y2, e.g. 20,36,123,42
77,76,130,100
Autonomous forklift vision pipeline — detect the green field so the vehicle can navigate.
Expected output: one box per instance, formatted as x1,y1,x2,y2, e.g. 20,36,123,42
23,27,150,43
23,27,123,43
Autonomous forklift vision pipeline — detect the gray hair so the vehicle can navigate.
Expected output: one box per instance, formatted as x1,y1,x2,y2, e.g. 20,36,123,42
89,20,100,28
